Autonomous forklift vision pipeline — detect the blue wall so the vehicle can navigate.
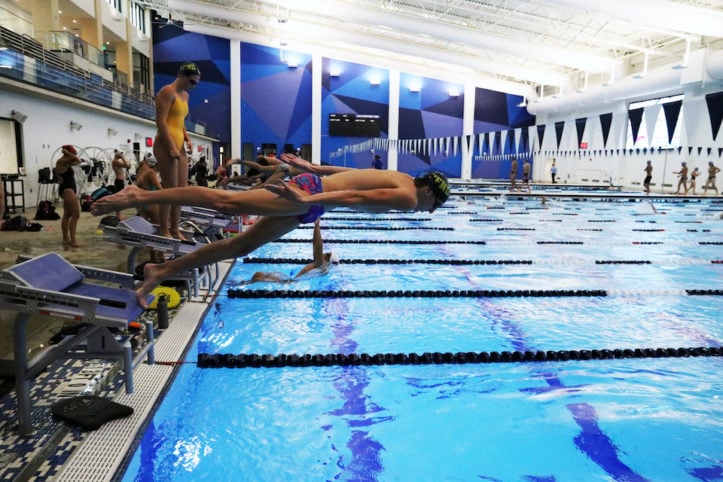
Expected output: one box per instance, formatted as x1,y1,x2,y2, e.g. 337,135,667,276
152,26,231,147
153,30,535,178
472,88,535,178
240,44,313,155
398,74,464,177
322,58,389,169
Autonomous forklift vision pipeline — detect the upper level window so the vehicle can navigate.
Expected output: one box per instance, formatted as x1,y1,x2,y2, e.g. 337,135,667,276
130,2,147,34
106,0,123,14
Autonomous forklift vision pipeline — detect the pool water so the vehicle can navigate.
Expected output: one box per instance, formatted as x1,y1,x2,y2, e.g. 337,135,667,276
121,196,722,481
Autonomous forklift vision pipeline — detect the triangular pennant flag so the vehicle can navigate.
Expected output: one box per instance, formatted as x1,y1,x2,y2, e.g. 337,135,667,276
599,113,613,148
629,108,644,146
662,100,683,145
537,125,546,150
705,91,723,141
555,121,565,150
575,118,587,148
520,128,529,153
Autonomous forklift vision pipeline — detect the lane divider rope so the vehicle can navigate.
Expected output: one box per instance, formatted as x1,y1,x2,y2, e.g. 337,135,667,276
242,257,720,266
273,238,722,246
243,257,720,265
196,346,722,369
226,288,723,299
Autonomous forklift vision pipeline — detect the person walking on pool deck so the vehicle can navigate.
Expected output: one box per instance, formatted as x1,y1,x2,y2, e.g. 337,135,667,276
522,158,532,192
673,161,688,194
154,61,200,240
703,161,720,195
643,160,653,194
509,156,519,191
91,156,450,307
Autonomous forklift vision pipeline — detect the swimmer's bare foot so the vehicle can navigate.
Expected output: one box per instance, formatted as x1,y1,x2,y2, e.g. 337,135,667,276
170,230,190,242
135,262,163,309
90,185,143,216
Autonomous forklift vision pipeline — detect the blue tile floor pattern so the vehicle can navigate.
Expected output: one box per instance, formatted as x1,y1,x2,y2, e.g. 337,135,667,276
0,308,163,481
0,357,119,481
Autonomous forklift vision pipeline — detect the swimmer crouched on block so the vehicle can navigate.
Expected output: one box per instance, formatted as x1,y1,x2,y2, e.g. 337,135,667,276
91,155,450,307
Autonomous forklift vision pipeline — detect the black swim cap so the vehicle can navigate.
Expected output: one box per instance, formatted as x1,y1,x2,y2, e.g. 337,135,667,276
178,62,201,76
415,171,450,205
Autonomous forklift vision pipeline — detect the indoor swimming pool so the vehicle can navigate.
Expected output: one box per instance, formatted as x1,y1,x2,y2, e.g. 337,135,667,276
120,194,722,481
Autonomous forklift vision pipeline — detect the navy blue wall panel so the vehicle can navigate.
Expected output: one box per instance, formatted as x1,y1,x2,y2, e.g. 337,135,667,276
240,44,312,154
322,58,389,169
152,27,231,145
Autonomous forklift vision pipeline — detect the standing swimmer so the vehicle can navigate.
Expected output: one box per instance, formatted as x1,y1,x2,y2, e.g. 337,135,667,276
153,61,200,239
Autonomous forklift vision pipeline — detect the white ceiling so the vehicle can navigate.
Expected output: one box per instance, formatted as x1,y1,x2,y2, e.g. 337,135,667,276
138,0,723,96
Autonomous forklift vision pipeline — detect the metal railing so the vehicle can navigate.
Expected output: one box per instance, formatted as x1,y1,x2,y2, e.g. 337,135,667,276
0,26,155,119
0,26,212,135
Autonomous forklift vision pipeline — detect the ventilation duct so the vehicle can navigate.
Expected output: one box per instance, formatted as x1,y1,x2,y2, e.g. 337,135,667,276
527,48,723,116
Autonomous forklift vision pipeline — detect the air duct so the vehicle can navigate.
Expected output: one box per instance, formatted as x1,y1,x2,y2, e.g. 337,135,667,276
526,48,723,116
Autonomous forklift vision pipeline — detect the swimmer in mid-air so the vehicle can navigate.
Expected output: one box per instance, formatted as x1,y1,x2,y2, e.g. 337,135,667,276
91,155,450,307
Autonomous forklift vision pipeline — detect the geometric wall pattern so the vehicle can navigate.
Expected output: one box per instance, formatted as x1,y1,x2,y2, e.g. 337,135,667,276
152,26,231,145
240,43,313,154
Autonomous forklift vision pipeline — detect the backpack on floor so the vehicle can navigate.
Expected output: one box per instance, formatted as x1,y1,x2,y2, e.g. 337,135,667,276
34,200,60,220
91,185,114,202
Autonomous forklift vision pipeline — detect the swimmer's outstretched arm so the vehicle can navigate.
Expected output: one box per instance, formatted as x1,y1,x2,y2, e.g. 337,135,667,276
295,220,329,278
280,154,353,175
265,180,417,212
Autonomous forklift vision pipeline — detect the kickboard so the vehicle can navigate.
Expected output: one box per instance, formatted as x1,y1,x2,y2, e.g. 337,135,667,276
148,286,181,309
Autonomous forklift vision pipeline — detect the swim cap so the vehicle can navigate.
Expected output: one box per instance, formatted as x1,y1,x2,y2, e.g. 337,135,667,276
415,171,450,205
329,252,340,264
178,62,201,76
144,153,158,167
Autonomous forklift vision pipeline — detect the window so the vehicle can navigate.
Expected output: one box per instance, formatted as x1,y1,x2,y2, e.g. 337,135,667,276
106,0,123,13
130,3,147,35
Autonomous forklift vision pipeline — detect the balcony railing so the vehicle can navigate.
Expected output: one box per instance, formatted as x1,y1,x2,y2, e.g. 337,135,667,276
0,26,155,119
0,26,209,135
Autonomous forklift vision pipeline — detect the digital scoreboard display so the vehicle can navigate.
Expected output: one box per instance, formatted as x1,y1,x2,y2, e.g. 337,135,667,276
329,113,381,137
